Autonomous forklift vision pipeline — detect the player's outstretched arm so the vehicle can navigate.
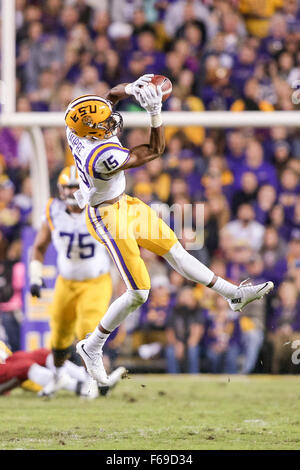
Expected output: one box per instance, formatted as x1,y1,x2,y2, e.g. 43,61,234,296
29,221,52,298
123,126,165,169
120,85,165,169
104,74,154,105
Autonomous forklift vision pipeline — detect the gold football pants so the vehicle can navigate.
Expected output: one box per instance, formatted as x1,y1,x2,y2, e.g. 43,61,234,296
50,272,112,350
86,194,178,290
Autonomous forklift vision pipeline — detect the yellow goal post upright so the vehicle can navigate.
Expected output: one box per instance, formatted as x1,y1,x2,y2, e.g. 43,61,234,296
1,0,300,229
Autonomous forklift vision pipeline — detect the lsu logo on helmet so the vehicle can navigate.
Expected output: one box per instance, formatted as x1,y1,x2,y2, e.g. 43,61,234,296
64,95,123,140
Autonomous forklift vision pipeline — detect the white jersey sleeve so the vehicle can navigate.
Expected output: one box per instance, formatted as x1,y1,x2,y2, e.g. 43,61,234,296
86,142,130,180
66,128,130,205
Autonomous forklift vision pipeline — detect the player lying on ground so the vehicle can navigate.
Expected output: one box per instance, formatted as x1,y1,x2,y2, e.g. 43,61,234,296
0,341,125,398
61,74,274,386
29,166,116,395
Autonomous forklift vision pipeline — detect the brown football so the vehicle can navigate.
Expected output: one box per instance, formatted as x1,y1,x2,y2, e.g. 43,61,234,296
149,75,172,102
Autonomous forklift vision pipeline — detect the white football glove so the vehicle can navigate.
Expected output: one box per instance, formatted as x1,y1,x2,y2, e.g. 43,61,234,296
29,260,43,298
125,74,154,98
136,84,163,115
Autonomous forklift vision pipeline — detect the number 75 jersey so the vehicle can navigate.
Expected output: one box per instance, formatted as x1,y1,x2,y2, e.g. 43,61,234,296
66,127,130,207
44,198,111,281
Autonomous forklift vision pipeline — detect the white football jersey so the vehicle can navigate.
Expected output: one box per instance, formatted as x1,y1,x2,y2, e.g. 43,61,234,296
65,127,130,207
44,198,110,281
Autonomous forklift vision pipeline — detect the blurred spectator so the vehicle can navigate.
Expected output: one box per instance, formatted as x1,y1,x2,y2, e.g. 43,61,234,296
225,130,247,173
200,55,236,110
222,203,265,251
240,254,268,373
133,275,172,360
253,184,277,225
268,203,291,241
260,226,288,287
231,172,258,216
165,286,204,373
286,229,300,274
0,239,24,352
204,295,241,374
272,140,291,174
0,177,21,244
267,280,300,373
236,139,278,190
231,77,274,111
239,0,284,39
278,167,300,223
230,44,257,95
13,176,32,227
145,158,171,203
163,0,212,39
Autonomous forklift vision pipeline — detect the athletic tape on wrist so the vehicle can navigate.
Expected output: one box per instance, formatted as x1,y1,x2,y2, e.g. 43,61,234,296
29,260,43,284
150,114,162,128
124,83,133,95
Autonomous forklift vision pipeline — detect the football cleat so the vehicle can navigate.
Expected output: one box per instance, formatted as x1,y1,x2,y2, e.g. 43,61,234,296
227,280,274,312
76,339,110,387
107,366,126,391
99,367,127,397
80,376,99,400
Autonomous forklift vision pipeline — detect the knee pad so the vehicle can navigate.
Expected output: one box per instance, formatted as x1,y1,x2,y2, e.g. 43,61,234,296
128,289,149,308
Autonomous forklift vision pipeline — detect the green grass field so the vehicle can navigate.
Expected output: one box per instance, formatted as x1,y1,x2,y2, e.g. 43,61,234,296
1,374,300,450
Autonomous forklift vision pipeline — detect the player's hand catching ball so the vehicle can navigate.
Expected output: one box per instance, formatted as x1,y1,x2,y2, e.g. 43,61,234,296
136,84,163,115
125,74,154,99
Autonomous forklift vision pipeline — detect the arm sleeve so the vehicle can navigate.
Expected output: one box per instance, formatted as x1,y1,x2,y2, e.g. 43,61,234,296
85,142,130,179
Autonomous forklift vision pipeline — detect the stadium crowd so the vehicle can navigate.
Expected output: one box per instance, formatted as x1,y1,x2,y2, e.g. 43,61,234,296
0,0,300,375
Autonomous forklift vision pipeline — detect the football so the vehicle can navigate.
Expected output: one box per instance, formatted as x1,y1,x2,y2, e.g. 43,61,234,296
149,75,172,102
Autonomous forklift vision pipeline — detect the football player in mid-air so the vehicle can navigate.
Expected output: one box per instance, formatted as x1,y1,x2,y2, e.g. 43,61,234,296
63,74,274,385
29,166,125,396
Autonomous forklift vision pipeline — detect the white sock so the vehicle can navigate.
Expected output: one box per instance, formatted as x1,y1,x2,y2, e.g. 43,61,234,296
85,328,110,353
100,289,149,332
163,242,237,298
85,289,149,352
28,363,54,386
210,277,237,299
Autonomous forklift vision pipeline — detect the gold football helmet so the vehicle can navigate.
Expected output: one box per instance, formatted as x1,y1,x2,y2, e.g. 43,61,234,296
57,165,80,207
64,94,123,139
